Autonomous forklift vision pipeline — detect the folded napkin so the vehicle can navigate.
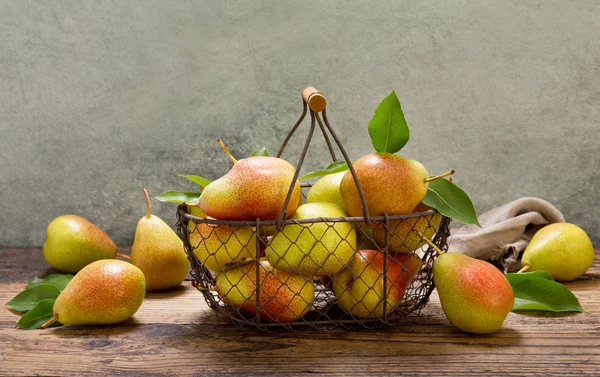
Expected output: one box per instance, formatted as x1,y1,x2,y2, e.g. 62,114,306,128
447,197,565,272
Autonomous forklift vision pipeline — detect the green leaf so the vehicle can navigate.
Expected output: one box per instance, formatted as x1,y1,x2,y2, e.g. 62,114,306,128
505,270,554,286
422,179,480,226
155,190,201,204
251,147,269,156
27,274,74,291
300,161,348,181
368,91,410,153
177,174,211,188
15,299,61,329
510,278,583,312
7,284,61,312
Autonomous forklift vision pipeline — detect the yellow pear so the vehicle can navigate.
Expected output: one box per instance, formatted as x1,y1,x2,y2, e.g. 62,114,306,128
521,223,594,281
43,215,117,273
130,189,189,291
306,171,346,210
267,202,356,276
372,203,442,253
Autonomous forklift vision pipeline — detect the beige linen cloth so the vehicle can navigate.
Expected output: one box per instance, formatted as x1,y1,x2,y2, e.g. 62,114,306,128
447,197,565,272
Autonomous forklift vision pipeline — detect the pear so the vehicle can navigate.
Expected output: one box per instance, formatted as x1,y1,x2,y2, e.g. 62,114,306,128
199,140,301,221
520,223,594,281
341,153,451,217
130,189,189,291
306,171,346,209
333,250,422,318
189,222,256,272
41,260,146,328
372,203,442,253
216,260,314,322
43,215,117,273
433,252,514,334
267,202,357,276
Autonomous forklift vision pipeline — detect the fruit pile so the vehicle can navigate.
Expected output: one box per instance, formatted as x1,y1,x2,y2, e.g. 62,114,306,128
169,88,481,328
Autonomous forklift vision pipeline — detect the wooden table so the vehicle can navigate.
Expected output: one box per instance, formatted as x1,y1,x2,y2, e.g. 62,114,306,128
1,248,599,376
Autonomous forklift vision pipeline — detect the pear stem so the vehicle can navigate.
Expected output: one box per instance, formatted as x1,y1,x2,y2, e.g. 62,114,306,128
517,265,530,274
217,139,238,165
41,313,59,329
116,253,131,260
415,230,443,256
425,170,455,183
142,188,152,219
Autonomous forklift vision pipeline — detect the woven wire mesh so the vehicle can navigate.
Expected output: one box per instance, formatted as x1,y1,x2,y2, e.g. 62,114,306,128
176,201,451,330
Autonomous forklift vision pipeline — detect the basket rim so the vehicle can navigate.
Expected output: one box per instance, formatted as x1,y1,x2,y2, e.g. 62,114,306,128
179,205,441,226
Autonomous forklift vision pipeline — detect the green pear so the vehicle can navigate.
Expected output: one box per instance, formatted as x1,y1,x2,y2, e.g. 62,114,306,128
189,222,256,273
333,250,421,318
267,202,357,276
216,260,314,322
43,215,117,273
306,171,346,209
341,153,437,217
199,141,301,221
434,253,514,334
130,189,189,291
521,223,594,281
41,259,146,328
372,203,442,253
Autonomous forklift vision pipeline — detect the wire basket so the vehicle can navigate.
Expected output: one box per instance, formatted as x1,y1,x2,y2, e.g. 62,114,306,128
175,87,451,330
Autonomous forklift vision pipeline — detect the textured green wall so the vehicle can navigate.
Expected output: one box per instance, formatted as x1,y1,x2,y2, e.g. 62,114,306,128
1,1,598,247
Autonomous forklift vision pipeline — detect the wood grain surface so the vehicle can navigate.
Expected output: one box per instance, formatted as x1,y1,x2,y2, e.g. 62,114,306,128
1,247,599,376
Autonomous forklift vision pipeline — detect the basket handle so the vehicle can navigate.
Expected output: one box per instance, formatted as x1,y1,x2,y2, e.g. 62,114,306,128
302,87,327,112
276,87,371,228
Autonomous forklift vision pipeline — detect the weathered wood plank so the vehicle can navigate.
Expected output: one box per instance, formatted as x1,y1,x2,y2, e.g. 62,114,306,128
0,249,598,376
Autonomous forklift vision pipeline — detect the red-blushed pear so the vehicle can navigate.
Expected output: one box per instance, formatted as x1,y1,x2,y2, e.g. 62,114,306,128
41,260,146,328
130,189,189,291
340,152,453,217
332,250,422,319
419,234,514,334
216,260,314,323
199,139,301,221
43,215,117,273
372,203,442,253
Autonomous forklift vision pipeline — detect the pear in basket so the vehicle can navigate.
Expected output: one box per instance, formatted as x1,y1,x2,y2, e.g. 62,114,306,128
199,140,301,221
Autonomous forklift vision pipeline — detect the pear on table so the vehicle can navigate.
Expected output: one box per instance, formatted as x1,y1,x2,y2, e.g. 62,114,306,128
420,234,514,334
130,188,189,291
41,260,146,328
43,214,117,273
520,222,594,281
216,260,315,323
340,152,453,217
199,139,301,221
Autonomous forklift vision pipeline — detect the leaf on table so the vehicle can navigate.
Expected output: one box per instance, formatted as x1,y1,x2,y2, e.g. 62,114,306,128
368,90,410,154
422,179,480,226
505,270,554,286
15,299,61,329
510,278,583,313
27,274,74,291
155,190,201,204
177,174,211,188
300,161,348,181
7,284,61,313
250,146,269,156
